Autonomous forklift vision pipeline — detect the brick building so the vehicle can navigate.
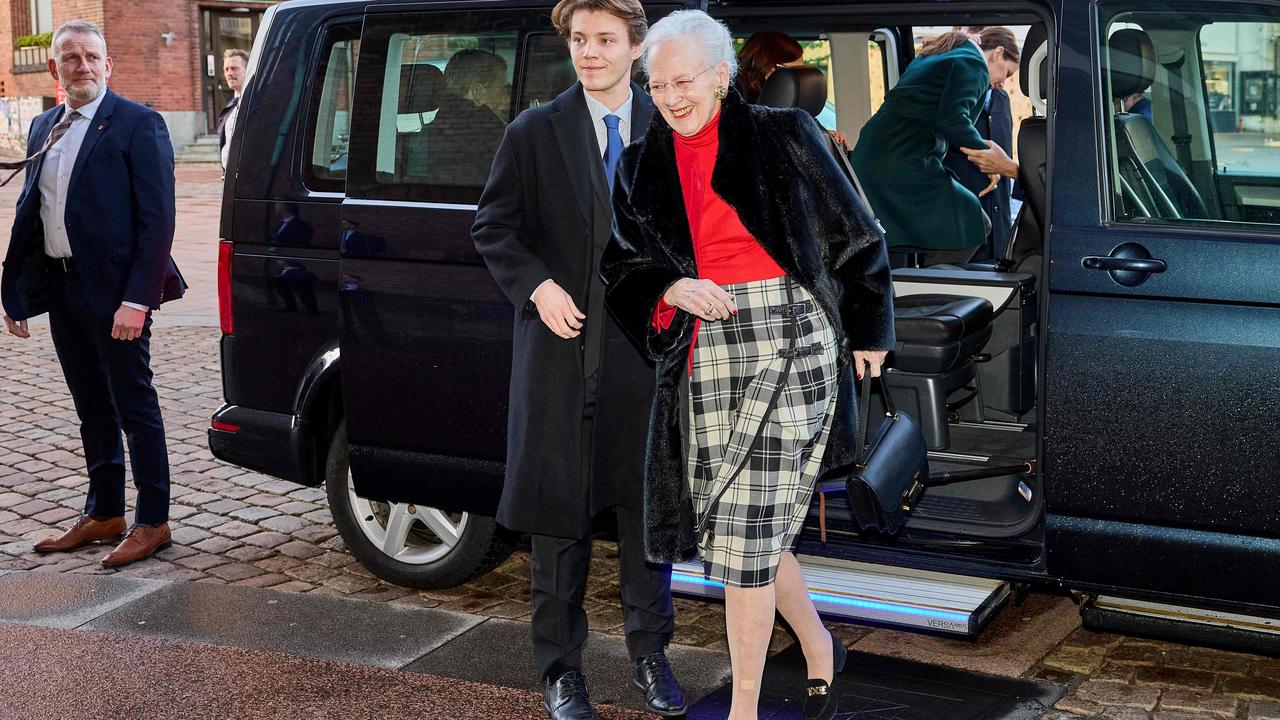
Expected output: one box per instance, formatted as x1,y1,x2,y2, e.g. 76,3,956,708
0,0,274,154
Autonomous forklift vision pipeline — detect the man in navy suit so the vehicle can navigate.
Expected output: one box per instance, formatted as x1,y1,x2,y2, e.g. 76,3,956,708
1,20,179,567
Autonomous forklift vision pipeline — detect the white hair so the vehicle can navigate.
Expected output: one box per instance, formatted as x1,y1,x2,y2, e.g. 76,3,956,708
641,10,738,80
52,20,107,56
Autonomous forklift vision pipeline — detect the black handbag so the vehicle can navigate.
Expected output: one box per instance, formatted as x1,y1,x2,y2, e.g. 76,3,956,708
819,374,929,535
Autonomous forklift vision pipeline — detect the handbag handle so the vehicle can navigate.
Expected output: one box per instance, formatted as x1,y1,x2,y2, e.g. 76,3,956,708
855,374,897,466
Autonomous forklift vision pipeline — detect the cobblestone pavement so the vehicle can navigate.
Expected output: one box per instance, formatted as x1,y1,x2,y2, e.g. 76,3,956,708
3,164,1280,719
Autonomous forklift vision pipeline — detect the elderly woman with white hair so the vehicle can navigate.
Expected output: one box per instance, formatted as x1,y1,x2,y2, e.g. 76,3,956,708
601,10,894,720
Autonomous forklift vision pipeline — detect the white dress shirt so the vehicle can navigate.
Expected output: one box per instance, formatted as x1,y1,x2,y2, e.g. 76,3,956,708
530,89,634,301
583,86,633,158
220,92,241,170
40,90,148,312
40,91,103,259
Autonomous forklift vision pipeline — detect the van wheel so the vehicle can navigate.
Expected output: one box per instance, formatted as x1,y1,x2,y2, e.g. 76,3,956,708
324,422,514,589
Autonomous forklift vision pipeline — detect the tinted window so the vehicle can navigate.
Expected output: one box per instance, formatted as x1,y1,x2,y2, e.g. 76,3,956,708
303,23,361,193
1102,6,1280,226
349,12,524,204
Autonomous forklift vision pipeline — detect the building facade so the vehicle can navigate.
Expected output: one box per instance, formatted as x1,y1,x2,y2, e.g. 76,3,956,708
0,0,273,152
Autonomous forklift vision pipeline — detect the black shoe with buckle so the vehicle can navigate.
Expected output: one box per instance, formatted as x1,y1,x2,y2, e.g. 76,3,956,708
543,669,597,720
803,632,848,720
633,650,687,717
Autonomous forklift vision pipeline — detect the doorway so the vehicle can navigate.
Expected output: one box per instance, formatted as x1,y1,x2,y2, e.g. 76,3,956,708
201,8,263,134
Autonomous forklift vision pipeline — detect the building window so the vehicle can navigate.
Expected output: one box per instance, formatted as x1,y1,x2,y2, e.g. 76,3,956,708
30,0,51,34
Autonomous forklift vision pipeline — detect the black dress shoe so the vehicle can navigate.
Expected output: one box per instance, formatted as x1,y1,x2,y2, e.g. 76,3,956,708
803,632,849,720
633,650,688,717
544,669,597,720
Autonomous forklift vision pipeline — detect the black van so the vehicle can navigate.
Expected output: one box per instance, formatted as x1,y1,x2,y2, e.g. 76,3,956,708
210,0,1280,649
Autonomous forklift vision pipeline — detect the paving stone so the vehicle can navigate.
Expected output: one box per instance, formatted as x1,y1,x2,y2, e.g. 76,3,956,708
226,545,276,562
1250,700,1280,719
1109,641,1169,666
210,520,259,539
1154,713,1233,720
274,501,321,516
203,499,247,515
182,512,226,529
258,515,307,534
229,507,279,522
172,550,230,568
277,540,323,560
169,526,212,545
310,551,355,569
241,531,291,549
284,564,337,584
1074,680,1162,710
31,506,79,525
205,563,265,582
12,499,56,517
1044,646,1108,675
1158,689,1239,718
1135,666,1217,691
230,573,292,589
253,555,305,574
322,573,379,594
1223,675,1280,701
191,536,241,555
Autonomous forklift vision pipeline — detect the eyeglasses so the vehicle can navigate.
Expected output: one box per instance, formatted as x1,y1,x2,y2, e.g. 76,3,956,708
646,65,714,96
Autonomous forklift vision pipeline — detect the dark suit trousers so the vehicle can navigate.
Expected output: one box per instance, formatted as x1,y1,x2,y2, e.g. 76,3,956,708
47,266,170,525
529,371,674,682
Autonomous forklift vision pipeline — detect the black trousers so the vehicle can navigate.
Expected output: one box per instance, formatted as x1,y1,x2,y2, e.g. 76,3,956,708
529,370,674,682
46,263,170,525
530,506,674,682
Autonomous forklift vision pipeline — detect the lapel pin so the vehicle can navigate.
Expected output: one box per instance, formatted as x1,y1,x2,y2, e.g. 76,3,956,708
97,124,104,130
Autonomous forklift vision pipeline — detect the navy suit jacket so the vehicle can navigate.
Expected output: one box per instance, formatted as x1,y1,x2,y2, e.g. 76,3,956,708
1,89,177,321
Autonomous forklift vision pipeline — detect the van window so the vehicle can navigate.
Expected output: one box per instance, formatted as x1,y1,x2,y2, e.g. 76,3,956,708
348,13,522,204
1102,7,1280,226
521,34,576,110
303,23,361,193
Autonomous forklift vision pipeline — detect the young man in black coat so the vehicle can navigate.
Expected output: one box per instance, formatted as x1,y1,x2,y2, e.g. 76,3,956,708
471,1,685,718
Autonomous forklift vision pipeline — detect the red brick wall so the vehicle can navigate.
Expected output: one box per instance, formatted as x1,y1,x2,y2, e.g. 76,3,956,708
102,0,195,111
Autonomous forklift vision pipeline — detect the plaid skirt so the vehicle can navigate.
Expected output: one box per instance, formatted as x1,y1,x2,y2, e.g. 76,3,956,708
687,275,840,588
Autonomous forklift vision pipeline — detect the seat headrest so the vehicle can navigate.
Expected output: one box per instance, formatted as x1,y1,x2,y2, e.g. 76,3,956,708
757,66,827,117
1108,28,1156,99
401,63,444,113
1020,23,1048,100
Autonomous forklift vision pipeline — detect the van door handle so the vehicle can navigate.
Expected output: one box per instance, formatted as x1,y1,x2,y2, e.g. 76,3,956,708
1082,242,1166,287
1082,256,1167,273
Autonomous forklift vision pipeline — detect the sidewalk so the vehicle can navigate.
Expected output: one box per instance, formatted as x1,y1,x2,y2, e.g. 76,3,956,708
0,569,1062,720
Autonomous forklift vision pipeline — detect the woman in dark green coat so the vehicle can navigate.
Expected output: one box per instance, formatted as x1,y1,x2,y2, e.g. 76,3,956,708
853,30,1020,263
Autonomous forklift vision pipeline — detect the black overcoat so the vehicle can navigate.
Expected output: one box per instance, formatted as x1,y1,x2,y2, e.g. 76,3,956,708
601,91,896,563
473,82,656,540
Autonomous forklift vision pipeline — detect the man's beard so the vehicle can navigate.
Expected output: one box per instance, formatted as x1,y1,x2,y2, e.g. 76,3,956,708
64,78,104,102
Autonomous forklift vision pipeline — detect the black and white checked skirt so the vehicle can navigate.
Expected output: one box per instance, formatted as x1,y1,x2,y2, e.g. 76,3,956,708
687,275,840,588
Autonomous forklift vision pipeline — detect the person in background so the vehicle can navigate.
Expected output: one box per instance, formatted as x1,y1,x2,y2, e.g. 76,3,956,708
218,48,248,171
735,31,803,103
944,26,1019,260
603,10,893,720
1124,91,1153,121
852,29,1018,265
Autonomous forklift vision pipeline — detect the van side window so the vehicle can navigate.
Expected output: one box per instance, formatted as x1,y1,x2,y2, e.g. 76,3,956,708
348,13,522,205
303,23,361,193
521,34,576,110
1102,9,1280,226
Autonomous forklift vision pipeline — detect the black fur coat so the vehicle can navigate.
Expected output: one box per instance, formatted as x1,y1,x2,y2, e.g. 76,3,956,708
601,90,895,563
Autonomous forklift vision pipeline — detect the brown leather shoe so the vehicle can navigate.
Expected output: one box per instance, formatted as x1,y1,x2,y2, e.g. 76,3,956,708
101,523,172,568
33,515,126,553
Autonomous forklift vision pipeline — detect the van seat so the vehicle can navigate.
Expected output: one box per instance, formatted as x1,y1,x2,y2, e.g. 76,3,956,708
892,295,993,374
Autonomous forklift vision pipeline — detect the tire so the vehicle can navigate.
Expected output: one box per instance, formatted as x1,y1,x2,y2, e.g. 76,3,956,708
324,422,515,589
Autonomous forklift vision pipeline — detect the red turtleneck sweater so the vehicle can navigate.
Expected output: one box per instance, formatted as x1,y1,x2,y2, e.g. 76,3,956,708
652,109,785,337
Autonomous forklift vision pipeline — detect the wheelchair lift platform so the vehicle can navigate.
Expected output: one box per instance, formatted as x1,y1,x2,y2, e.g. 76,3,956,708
670,554,1010,638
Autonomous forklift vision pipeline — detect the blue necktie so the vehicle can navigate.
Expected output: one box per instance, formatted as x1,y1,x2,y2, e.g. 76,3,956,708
603,114,623,191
